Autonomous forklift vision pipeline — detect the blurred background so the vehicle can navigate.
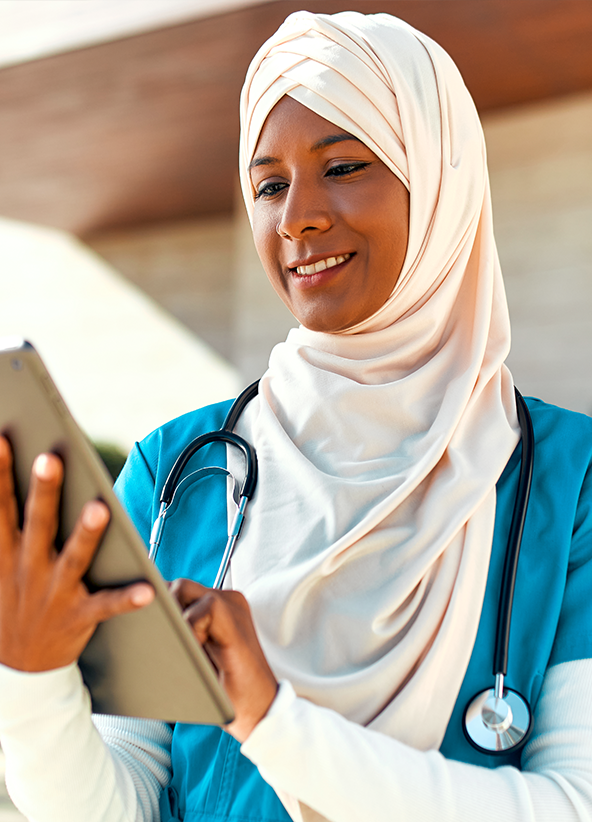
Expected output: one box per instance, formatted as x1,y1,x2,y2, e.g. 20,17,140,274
1,0,591,458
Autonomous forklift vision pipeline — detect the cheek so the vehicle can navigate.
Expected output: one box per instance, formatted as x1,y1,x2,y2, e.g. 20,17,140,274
253,211,275,268
252,212,285,294
376,186,409,275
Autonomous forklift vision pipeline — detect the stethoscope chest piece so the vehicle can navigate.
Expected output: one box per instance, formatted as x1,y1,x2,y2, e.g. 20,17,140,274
463,675,532,754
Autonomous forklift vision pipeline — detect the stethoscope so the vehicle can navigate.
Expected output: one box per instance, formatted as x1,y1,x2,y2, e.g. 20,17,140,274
148,379,259,587
149,382,534,755
463,388,534,755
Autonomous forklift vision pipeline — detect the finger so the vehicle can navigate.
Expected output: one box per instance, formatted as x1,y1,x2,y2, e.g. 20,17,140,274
0,437,19,557
21,454,63,566
87,582,155,624
168,578,208,610
183,595,216,645
183,591,249,648
56,501,110,585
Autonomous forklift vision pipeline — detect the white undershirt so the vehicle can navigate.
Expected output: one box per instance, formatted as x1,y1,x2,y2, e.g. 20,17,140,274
0,660,591,822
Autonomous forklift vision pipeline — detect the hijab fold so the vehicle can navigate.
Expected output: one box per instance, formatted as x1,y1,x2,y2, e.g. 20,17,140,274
229,10,519,754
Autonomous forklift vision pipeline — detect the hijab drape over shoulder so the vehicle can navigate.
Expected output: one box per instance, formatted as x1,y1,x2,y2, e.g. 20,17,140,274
231,11,520,751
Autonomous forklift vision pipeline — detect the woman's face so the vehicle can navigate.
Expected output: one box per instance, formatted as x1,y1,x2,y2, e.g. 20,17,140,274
250,96,409,333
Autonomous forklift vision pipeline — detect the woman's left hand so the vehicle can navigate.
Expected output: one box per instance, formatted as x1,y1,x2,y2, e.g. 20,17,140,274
168,579,278,743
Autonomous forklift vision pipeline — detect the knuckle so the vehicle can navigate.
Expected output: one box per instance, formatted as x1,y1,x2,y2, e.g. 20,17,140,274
169,580,186,605
24,505,53,533
183,602,202,624
92,590,123,622
169,578,187,596
204,592,220,612
59,549,87,577
229,590,250,611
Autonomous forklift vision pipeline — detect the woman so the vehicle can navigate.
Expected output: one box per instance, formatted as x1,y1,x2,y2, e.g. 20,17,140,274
1,10,592,822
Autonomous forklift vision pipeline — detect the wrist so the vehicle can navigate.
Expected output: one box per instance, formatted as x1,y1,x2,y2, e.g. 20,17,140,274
225,678,279,743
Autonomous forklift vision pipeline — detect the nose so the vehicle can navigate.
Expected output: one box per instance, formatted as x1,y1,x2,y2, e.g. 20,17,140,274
276,174,332,239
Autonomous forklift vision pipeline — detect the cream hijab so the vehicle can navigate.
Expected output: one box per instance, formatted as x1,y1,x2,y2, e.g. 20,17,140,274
230,10,519,752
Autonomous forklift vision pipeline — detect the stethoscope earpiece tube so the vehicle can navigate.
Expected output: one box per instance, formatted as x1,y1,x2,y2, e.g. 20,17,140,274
149,382,260,574
160,430,257,505
463,389,534,755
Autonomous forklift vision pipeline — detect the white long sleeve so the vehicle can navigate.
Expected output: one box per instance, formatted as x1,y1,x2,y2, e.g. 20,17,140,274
0,663,171,822
241,659,592,822
1,659,591,822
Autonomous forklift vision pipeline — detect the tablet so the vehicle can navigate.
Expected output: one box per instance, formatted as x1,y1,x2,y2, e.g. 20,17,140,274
0,339,234,725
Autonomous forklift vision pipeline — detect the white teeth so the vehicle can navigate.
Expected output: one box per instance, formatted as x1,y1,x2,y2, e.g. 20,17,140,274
296,253,350,276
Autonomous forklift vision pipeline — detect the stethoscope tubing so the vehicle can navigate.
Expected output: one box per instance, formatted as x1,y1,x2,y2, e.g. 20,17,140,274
463,389,535,755
151,382,535,753
494,389,534,677
160,430,257,506
148,381,260,572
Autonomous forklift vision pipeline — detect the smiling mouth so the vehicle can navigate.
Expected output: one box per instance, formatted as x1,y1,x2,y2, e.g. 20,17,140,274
294,253,352,276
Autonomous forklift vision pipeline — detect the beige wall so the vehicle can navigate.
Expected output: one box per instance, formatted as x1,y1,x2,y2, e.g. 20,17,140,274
483,91,592,415
0,217,240,450
88,207,295,386
89,91,592,413
87,217,237,361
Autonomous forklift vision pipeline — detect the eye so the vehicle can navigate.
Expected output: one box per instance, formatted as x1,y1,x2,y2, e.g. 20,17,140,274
254,181,288,201
326,161,371,177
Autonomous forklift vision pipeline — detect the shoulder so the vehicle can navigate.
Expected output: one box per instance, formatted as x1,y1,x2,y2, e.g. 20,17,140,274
499,396,592,507
524,396,592,485
134,398,235,479
521,398,592,667
525,395,592,451
114,398,235,542
521,396,592,545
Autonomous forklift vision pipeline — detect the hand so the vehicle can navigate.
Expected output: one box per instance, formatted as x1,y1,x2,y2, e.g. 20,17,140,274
0,436,154,672
169,579,278,743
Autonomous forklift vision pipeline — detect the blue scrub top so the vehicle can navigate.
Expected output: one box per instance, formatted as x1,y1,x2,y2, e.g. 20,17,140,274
115,397,592,822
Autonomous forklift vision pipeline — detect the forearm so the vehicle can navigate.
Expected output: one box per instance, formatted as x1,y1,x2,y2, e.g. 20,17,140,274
242,660,592,822
0,662,170,822
93,713,172,821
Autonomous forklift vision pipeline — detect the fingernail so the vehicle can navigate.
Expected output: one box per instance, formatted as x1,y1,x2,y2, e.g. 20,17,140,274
82,502,109,529
34,454,54,480
131,586,154,606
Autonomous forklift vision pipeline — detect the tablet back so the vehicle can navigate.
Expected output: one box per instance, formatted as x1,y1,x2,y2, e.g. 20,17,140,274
0,339,234,725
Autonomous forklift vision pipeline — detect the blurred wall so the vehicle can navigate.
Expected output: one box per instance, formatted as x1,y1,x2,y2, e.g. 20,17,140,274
0,217,241,450
483,91,592,415
87,199,296,387
86,217,236,360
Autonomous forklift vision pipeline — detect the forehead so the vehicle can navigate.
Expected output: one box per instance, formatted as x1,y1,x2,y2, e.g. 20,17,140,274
251,96,365,164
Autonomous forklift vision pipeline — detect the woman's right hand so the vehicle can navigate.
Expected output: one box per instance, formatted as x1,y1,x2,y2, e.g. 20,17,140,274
0,436,154,673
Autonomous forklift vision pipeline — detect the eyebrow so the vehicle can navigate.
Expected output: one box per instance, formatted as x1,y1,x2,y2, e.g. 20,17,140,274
311,133,362,152
248,133,363,172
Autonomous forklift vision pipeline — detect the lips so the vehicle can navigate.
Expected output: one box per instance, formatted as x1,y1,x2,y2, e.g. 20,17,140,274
286,253,354,292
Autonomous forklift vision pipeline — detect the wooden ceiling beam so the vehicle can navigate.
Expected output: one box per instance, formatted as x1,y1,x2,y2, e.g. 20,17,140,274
0,0,590,235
